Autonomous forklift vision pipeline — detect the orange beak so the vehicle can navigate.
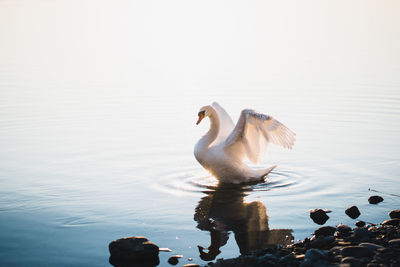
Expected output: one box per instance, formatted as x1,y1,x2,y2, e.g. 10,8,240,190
196,113,205,125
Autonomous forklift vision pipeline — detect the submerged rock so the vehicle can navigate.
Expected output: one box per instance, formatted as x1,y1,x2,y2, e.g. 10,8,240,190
389,209,400,219
109,236,159,266
345,206,361,219
310,209,330,225
368,195,384,204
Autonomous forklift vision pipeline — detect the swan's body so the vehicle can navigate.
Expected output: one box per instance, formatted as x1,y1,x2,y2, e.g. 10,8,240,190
194,102,295,184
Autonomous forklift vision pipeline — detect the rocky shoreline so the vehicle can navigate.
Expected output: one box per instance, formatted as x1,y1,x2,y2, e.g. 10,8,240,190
109,198,399,267
209,209,400,267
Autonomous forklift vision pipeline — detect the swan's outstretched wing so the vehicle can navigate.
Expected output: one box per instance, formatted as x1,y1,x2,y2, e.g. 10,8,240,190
211,102,235,145
223,109,295,163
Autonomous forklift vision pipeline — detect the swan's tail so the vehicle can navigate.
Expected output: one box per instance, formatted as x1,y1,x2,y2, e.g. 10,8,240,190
258,165,277,179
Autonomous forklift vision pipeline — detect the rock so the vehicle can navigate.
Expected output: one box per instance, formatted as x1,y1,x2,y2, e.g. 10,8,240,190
388,239,400,247
315,226,337,237
341,256,363,266
368,195,384,204
389,209,400,219
355,220,366,227
345,206,361,219
359,243,384,250
168,255,183,265
353,227,369,239
337,224,352,234
109,236,159,266
381,218,400,226
304,248,327,261
341,246,374,258
310,209,330,225
182,264,200,267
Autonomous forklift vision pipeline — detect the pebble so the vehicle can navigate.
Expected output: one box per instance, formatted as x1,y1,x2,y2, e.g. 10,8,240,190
389,209,400,219
355,220,366,227
310,209,330,225
341,246,374,258
167,255,183,265
337,224,352,234
368,195,384,204
345,206,361,219
314,226,336,237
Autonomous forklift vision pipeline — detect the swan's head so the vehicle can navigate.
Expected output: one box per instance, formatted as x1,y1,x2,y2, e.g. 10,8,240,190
196,105,213,125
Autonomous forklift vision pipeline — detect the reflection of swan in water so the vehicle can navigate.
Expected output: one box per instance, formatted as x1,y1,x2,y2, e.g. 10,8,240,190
194,185,293,261
194,102,295,184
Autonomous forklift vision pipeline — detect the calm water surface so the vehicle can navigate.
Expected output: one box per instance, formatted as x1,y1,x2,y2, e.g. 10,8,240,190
1,1,400,266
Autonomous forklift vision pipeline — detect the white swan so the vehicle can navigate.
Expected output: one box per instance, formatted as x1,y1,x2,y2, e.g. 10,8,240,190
194,102,295,184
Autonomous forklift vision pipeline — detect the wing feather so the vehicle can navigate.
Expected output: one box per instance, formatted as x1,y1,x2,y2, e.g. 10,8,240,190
224,109,295,163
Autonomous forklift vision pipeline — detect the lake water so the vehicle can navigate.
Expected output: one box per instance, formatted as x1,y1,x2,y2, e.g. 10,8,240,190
1,1,400,266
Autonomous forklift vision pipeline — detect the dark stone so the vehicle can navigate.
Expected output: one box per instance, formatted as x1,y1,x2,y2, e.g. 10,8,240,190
314,226,336,237
182,264,200,267
310,209,330,225
388,239,400,247
109,236,159,266
353,227,369,239
337,224,352,234
341,246,374,258
359,243,384,250
368,195,384,204
168,255,183,265
341,256,363,266
355,220,366,227
389,209,400,219
304,248,327,261
345,206,361,219
381,218,400,226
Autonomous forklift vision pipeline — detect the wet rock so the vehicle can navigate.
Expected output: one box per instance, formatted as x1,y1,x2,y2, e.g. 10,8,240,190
368,195,384,204
355,220,366,227
310,209,330,225
109,236,159,266
389,209,400,219
388,239,400,248
381,218,400,226
341,246,374,258
359,243,384,250
168,255,183,265
353,227,369,239
315,226,336,237
341,256,363,266
304,248,327,261
300,249,328,267
345,206,361,219
182,264,200,267
337,224,352,234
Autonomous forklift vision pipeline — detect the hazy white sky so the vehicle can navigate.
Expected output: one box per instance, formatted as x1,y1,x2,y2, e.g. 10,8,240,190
1,0,399,97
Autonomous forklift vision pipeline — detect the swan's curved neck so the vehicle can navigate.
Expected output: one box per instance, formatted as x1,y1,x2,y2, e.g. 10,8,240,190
199,110,220,149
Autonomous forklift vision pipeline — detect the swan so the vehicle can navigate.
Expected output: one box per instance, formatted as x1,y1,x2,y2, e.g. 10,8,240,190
194,102,295,184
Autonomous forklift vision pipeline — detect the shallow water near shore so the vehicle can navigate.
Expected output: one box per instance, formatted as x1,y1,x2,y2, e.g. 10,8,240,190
1,1,400,266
